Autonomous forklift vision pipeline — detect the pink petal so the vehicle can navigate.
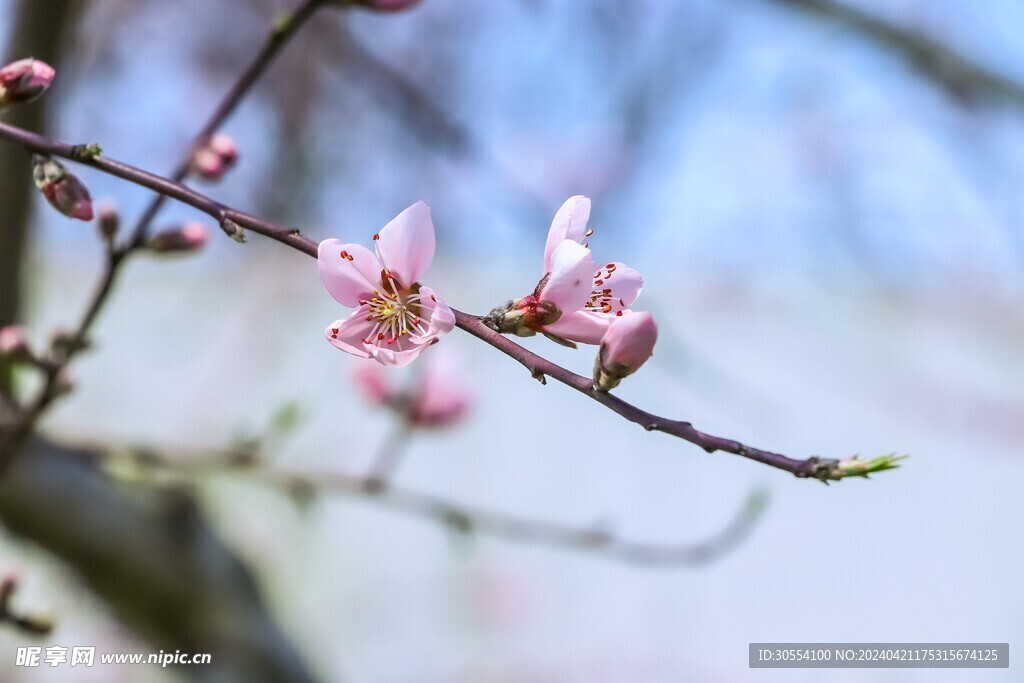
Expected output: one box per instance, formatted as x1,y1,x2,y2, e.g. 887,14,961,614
416,286,455,338
375,201,435,288
542,310,610,345
599,262,643,308
324,310,373,359
543,195,591,272
539,240,595,314
366,341,430,367
318,239,382,308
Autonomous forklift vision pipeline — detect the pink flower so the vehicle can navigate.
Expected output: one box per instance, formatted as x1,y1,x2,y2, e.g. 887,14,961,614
146,221,209,254
0,325,32,362
593,311,658,391
31,155,93,221
539,196,643,344
319,201,455,367
353,352,471,429
189,133,238,181
483,196,641,347
0,58,55,106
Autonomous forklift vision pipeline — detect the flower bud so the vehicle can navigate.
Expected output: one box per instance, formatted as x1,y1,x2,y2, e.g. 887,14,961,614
0,58,55,106
219,218,246,243
146,222,209,254
189,133,238,181
593,311,657,392
348,0,421,11
31,154,94,221
96,204,120,242
0,325,34,363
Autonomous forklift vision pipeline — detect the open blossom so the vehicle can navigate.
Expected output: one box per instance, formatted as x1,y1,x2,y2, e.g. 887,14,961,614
593,311,658,392
319,201,455,367
31,154,93,221
0,58,54,106
353,352,471,429
483,195,641,346
538,195,643,344
189,133,238,181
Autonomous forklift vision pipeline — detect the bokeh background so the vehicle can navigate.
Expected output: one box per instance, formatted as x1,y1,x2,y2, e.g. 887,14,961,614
1,0,1022,681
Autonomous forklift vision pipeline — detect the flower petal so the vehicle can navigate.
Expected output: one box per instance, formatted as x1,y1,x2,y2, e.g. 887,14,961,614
543,195,591,272
366,341,430,367
539,240,595,314
324,310,373,359
318,239,382,307
375,201,435,288
597,262,643,309
542,310,611,345
417,286,456,338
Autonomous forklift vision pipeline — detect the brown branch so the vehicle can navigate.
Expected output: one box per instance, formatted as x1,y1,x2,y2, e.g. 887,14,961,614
101,445,769,568
0,438,318,683
0,576,52,636
766,0,1024,110
0,0,329,465
0,122,904,481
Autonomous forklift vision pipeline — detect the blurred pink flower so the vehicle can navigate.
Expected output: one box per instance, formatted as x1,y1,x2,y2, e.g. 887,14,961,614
146,221,209,254
189,133,238,181
353,352,471,429
540,196,643,344
0,325,32,361
31,155,93,222
0,58,54,106
594,311,658,391
319,201,455,367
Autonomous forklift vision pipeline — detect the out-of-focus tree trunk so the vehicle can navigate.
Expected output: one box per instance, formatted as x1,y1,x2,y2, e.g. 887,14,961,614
0,0,75,392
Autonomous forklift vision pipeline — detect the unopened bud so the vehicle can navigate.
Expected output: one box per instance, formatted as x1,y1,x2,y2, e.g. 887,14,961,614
593,312,657,392
0,325,33,363
220,218,246,243
32,154,93,221
0,58,55,107
97,204,120,242
189,133,238,181
146,222,209,254
349,0,421,11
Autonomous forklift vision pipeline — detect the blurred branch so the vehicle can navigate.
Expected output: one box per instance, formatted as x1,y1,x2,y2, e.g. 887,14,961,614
0,0,330,466
766,0,1024,109
0,439,317,683
0,575,52,636
0,0,76,392
0,122,907,482
102,445,769,568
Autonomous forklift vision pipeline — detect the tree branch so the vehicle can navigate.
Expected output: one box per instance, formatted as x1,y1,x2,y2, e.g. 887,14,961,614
100,444,769,568
0,439,318,683
765,0,1024,110
0,0,329,464
0,121,906,481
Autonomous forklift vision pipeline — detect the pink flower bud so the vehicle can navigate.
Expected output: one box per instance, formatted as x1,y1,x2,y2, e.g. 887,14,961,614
31,155,93,221
189,133,238,181
0,58,55,106
97,204,120,241
146,222,209,254
350,0,421,12
0,325,33,363
593,311,657,392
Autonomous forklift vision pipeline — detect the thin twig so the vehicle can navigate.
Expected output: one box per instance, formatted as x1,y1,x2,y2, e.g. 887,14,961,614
0,122,903,481
0,0,329,466
0,576,52,636
363,422,412,491
765,0,1024,110
104,446,769,568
